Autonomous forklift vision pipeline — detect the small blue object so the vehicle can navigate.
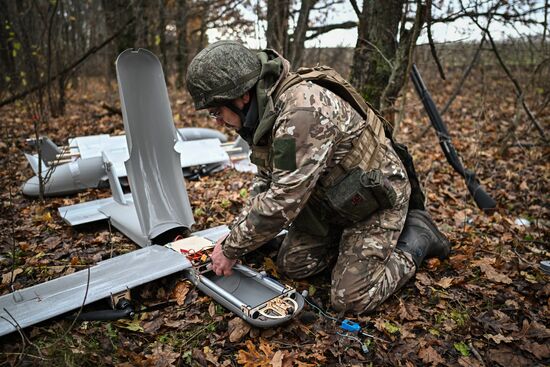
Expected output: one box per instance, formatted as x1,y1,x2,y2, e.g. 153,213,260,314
341,319,361,333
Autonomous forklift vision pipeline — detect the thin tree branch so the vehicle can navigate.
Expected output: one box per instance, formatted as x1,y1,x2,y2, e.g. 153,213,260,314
0,17,135,108
543,0,549,47
305,21,357,40
441,35,486,115
463,2,548,141
349,0,361,18
426,0,446,80
433,6,548,25
356,38,393,69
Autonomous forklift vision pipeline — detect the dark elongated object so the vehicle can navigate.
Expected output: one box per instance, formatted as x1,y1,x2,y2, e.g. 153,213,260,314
410,64,496,212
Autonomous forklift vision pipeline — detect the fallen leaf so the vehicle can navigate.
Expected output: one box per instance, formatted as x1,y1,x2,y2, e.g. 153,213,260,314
488,346,532,367
144,342,179,367
519,271,537,283
397,299,421,321
237,339,274,367
171,281,190,306
418,345,445,366
519,180,528,191
143,316,163,334
203,346,219,365
457,356,483,367
415,272,433,286
435,277,453,288
519,340,550,359
263,257,279,278
2,268,23,284
516,319,550,338
270,350,284,367
472,259,513,283
228,317,251,342
454,342,470,357
483,333,514,344
115,319,144,332
42,237,61,250
208,302,216,317
425,258,441,269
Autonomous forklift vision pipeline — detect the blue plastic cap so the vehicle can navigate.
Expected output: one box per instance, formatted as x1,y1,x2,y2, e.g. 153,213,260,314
341,319,361,333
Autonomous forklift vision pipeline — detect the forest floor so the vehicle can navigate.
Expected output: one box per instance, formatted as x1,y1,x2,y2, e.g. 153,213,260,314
0,62,549,367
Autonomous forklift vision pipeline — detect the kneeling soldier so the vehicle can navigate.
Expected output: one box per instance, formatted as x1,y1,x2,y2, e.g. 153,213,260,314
186,41,450,313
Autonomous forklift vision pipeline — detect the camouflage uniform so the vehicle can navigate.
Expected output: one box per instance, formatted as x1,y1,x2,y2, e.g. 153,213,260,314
222,76,416,313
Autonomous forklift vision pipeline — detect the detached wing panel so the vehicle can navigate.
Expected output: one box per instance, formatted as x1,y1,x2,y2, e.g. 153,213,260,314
116,49,194,240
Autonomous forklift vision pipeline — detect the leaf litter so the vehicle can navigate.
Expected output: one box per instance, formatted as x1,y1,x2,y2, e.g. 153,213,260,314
0,64,548,366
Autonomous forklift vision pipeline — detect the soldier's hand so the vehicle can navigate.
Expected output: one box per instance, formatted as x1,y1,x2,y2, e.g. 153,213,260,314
211,240,237,276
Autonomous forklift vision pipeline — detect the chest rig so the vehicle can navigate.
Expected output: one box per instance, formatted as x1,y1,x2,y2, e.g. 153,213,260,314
249,66,426,233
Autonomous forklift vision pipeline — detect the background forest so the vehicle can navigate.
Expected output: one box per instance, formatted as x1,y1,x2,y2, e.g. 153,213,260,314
0,0,549,366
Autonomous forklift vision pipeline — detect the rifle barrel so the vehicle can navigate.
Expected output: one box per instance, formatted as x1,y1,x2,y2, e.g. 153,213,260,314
410,64,496,212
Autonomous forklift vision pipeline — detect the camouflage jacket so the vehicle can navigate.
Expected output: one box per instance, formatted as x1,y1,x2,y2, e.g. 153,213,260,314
221,76,394,259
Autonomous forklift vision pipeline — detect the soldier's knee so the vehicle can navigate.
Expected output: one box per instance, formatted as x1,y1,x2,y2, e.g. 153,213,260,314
276,251,325,279
330,286,381,314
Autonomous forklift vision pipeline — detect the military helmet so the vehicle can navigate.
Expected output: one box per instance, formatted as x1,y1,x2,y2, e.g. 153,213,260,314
186,41,261,110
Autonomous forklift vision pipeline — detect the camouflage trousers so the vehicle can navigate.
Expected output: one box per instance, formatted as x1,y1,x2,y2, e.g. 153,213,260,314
276,144,416,314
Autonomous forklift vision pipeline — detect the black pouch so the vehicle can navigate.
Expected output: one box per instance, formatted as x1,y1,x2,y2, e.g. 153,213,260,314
326,168,397,223
292,201,331,237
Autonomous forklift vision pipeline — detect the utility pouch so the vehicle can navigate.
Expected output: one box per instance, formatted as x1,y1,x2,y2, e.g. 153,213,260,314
292,200,331,237
326,168,397,223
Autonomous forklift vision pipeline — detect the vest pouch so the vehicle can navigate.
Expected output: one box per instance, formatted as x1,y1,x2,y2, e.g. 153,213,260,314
326,168,397,223
292,200,331,237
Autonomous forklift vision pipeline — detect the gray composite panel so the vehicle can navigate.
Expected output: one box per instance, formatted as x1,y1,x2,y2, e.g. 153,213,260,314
0,246,191,337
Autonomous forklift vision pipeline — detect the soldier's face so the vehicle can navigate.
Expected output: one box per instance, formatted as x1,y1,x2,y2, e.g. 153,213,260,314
208,106,242,130
208,93,250,131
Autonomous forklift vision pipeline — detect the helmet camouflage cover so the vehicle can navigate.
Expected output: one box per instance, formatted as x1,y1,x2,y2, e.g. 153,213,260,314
186,41,261,110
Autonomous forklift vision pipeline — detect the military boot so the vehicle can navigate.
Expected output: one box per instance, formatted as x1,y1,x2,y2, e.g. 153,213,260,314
396,210,451,268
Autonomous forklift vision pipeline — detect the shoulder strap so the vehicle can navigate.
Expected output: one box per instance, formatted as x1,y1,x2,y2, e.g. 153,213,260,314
274,66,394,135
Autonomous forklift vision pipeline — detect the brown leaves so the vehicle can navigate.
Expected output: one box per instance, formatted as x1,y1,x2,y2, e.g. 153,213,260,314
1,64,549,367
435,277,454,289
397,299,422,322
144,342,179,367
519,340,550,359
237,339,283,367
418,345,445,366
262,257,279,278
171,280,191,305
487,346,532,367
471,258,513,284
228,317,251,342
1,268,23,284
483,333,513,344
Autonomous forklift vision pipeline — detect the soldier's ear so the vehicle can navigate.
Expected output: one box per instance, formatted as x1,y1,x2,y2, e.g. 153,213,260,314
241,91,250,104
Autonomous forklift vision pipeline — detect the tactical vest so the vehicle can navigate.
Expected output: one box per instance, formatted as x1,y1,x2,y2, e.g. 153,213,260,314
251,66,425,230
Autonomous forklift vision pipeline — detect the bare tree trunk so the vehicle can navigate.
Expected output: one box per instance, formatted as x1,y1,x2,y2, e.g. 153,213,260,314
133,0,149,47
47,0,60,117
288,0,317,68
266,0,290,55
100,0,136,96
379,0,424,117
350,0,404,110
0,0,17,93
175,0,188,89
158,0,168,83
